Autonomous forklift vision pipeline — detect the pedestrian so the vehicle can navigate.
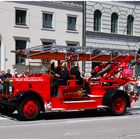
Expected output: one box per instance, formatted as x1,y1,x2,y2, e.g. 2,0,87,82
40,68,46,74
124,81,136,95
81,71,90,95
136,78,140,95
4,69,12,79
0,70,5,81
0,79,3,93
19,71,26,78
25,69,30,77
13,71,18,78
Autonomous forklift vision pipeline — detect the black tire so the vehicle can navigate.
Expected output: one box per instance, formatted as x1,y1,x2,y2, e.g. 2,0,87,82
18,97,40,121
109,95,127,116
0,105,15,116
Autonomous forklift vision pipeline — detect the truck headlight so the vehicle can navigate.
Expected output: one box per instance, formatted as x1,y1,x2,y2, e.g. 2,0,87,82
9,86,13,93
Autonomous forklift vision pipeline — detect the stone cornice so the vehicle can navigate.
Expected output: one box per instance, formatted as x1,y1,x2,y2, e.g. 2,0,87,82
86,31,140,41
48,1,83,8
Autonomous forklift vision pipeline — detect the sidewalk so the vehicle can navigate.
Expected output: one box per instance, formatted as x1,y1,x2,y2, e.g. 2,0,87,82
130,97,140,110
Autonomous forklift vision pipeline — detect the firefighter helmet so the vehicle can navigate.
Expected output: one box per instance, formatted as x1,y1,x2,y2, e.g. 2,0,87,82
61,62,67,67
74,62,78,67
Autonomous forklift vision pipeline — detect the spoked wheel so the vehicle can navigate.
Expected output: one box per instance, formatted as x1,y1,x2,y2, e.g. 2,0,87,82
110,96,127,116
18,97,40,121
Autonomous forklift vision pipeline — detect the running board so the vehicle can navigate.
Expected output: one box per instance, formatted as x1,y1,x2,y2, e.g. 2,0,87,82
63,100,96,103
87,94,103,98
97,105,108,108
62,100,97,110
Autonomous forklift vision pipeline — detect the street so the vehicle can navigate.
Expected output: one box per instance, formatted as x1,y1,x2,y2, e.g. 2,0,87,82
0,107,140,139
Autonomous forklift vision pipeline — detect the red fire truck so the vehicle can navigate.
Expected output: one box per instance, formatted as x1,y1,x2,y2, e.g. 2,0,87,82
0,45,139,120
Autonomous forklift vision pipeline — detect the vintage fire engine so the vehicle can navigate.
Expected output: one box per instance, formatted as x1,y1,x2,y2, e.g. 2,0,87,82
0,45,139,120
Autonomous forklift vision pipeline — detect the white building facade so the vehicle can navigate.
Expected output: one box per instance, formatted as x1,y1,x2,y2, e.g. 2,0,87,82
85,1,140,76
0,1,83,73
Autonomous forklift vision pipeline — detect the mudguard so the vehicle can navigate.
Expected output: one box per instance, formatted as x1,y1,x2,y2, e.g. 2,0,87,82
13,90,45,111
102,89,131,107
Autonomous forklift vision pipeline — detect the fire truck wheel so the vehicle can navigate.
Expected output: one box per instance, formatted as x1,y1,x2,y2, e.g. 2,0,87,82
0,105,15,116
109,95,127,116
18,97,40,121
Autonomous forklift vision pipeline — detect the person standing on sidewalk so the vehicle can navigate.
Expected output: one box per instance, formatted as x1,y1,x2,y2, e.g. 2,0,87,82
136,78,140,95
4,69,12,79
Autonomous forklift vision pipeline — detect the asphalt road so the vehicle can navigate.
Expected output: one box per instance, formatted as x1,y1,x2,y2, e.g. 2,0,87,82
0,108,140,139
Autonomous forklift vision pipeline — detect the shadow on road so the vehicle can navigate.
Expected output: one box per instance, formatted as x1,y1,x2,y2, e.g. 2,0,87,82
39,109,110,120
5,108,133,121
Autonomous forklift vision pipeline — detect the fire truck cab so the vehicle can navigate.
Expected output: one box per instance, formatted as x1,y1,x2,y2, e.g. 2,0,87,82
0,45,139,120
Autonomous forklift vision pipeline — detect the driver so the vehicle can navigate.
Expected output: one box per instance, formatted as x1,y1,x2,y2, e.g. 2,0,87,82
51,62,69,97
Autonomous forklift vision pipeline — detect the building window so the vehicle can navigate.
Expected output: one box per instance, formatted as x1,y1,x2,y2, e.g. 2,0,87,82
111,13,118,33
94,10,101,31
16,40,26,64
67,16,77,31
67,43,77,46
42,42,53,45
15,9,27,25
67,42,78,53
127,15,134,35
43,13,53,28
42,41,53,51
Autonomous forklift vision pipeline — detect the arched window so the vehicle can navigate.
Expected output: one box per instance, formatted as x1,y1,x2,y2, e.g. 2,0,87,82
94,10,101,31
111,13,118,33
127,15,134,35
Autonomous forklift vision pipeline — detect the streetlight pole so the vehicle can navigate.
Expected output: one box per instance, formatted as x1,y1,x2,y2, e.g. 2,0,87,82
82,1,86,72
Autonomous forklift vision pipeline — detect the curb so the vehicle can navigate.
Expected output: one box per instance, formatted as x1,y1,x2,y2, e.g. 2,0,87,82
128,106,140,111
